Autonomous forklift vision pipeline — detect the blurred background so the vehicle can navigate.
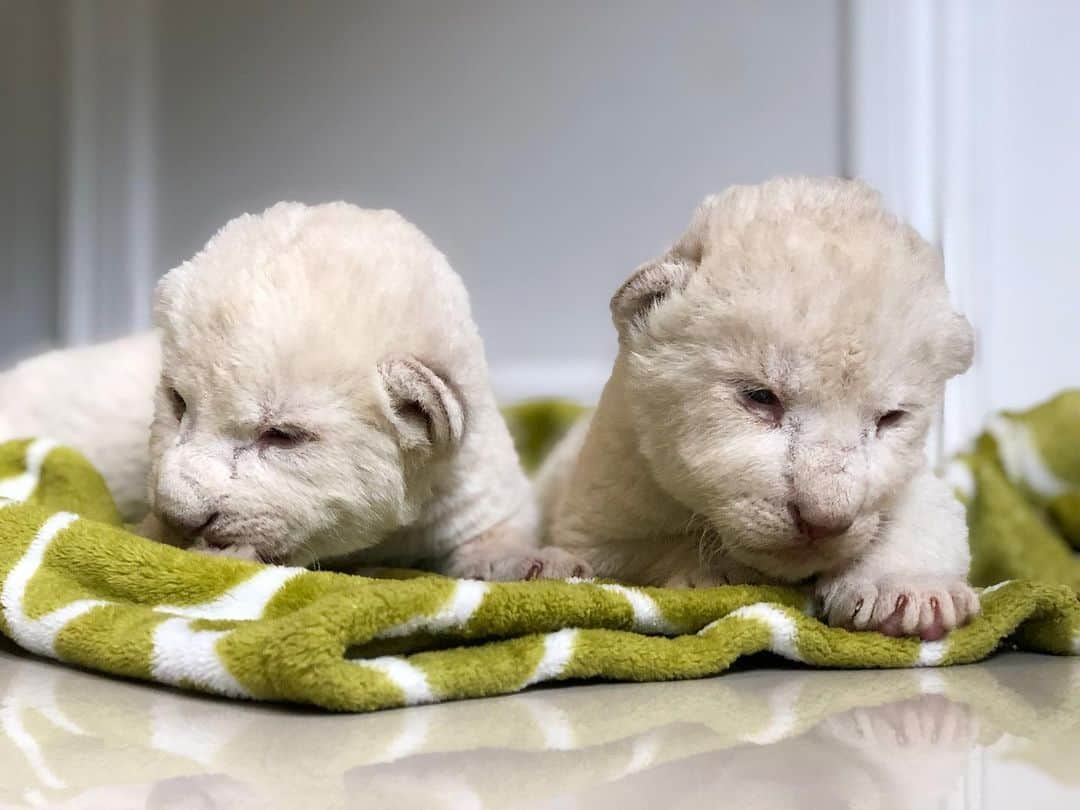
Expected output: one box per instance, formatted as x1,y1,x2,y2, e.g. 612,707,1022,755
2,0,1078,451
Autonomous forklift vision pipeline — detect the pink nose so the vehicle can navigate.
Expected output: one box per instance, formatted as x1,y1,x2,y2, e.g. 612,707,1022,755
789,503,852,541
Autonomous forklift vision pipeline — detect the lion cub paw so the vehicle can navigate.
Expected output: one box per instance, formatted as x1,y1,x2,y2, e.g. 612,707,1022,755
817,576,980,641
447,546,592,582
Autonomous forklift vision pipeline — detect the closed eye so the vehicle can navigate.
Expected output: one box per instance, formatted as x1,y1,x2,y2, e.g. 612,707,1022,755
876,410,908,433
746,389,779,406
168,387,186,421
257,426,316,450
740,387,784,423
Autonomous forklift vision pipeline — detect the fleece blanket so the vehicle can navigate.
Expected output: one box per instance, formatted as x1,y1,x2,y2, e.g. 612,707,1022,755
0,396,1078,712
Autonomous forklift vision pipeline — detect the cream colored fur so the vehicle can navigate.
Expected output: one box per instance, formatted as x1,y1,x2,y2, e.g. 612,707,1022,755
540,177,979,639
2,202,583,580
0,332,160,520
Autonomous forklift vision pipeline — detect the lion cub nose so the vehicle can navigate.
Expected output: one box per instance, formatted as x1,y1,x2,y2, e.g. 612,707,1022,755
160,509,220,538
788,503,852,541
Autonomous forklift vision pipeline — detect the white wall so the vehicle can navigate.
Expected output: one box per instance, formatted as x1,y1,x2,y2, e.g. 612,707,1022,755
60,0,158,347
978,1,1080,414
152,0,844,401
3,1,846,397
7,1,1078,422
848,0,1080,451
0,0,62,363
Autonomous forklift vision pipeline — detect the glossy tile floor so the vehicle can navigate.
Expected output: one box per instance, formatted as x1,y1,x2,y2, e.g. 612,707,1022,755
0,641,1077,809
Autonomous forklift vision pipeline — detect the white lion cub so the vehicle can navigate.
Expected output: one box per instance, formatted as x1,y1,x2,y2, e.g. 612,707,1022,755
2,202,583,580
539,177,978,639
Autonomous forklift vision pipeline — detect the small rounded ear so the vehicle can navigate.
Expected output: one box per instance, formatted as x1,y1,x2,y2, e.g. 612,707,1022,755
609,258,693,340
377,357,466,451
940,312,976,378
152,269,181,328
609,195,717,340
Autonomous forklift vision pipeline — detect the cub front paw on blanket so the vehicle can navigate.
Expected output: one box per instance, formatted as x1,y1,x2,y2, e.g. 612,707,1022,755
539,176,977,639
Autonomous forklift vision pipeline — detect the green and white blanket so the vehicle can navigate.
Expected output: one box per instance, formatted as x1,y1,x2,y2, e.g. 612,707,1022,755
0,395,1078,712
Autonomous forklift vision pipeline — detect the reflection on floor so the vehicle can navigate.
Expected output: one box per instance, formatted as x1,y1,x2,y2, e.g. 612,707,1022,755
0,641,1077,809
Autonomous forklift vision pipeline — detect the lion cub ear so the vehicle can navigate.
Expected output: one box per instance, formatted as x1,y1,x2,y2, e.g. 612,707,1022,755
610,195,717,340
940,312,976,378
377,357,466,451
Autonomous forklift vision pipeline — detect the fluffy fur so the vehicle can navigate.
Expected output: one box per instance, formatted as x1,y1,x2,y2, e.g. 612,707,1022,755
0,332,160,520
540,177,978,639
2,202,583,579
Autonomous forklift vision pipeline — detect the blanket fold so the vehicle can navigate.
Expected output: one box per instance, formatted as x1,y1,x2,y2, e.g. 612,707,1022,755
1,392,1079,712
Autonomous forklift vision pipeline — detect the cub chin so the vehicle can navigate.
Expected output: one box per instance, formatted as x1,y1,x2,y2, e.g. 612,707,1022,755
539,177,979,640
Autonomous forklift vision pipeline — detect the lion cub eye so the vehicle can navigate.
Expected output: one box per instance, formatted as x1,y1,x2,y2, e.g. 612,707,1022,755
741,388,784,422
746,389,779,406
876,410,908,433
257,427,314,450
168,388,187,421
